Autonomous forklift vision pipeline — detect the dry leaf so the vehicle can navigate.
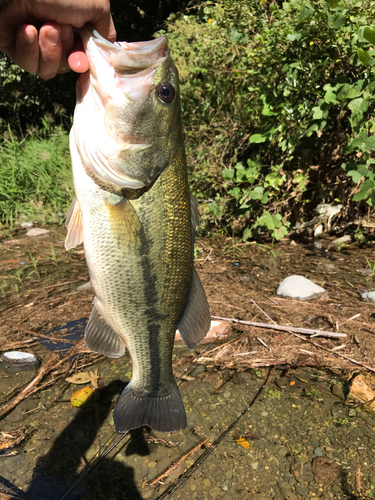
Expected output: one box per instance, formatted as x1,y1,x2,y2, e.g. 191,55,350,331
89,369,99,390
236,437,250,449
70,386,93,407
65,372,91,385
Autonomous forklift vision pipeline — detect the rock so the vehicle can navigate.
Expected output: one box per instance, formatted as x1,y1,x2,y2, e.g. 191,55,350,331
312,457,340,484
0,351,40,374
21,221,34,228
26,228,50,237
76,281,93,292
332,382,344,399
314,447,324,457
276,275,326,300
347,373,375,411
361,291,375,303
332,235,352,245
314,224,324,238
190,364,207,377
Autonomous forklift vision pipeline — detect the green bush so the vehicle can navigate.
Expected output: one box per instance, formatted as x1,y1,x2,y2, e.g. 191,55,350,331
161,0,375,239
0,124,72,225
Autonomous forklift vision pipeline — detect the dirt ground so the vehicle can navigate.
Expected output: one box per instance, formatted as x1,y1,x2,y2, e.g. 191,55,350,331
1,226,375,499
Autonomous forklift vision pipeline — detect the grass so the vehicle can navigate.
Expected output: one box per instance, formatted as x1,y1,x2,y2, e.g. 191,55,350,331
0,123,73,226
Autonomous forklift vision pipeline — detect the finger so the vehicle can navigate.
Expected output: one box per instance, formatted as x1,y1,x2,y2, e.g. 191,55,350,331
59,25,74,73
38,24,62,80
68,37,89,74
14,25,39,73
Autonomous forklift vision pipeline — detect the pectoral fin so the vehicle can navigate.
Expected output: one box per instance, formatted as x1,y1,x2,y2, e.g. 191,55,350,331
65,197,84,250
177,267,210,350
85,299,126,358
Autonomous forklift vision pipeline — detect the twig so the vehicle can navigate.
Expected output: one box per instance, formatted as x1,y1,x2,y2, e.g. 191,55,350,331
211,316,347,339
0,353,58,419
291,332,375,373
6,323,74,343
149,438,209,486
250,298,276,324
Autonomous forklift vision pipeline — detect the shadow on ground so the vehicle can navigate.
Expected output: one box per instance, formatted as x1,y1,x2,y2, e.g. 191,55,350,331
25,380,145,500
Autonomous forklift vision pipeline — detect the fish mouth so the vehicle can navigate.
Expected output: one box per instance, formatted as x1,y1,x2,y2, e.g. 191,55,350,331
87,31,169,101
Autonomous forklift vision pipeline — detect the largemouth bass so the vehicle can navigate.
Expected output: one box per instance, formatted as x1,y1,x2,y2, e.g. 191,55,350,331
65,30,210,433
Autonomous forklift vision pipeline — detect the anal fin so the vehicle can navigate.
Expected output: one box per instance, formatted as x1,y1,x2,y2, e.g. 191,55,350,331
85,299,126,358
177,267,211,350
65,197,84,250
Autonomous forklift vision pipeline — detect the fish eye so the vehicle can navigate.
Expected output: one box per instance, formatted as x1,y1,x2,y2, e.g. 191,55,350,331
158,83,175,103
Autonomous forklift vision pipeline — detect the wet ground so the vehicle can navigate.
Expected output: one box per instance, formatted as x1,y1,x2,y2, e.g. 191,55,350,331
1,226,375,500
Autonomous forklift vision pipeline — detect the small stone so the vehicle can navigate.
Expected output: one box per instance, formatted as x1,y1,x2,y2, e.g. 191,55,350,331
21,221,34,228
314,447,324,457
203,479,211,488
1,351,40,374
332,383,344,399
251,462,258,469
361,291,375,303
190,364,206,377
26,228,50,237
276,275,326,300
223,390,231,399
314,224,324,238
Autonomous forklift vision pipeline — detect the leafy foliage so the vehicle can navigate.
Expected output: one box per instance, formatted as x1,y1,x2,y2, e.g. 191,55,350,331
161,0,375,239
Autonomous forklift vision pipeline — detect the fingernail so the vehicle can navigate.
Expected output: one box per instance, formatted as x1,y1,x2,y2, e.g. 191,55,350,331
46,29,60,45
22,26,37,44
61,25,71,42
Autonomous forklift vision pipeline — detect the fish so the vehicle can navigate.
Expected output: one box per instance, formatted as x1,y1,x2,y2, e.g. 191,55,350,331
65,29,211,434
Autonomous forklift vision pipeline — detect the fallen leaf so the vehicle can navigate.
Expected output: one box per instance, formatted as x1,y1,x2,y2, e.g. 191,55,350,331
65,372,91,385
70,386,93,407
89,369,99,390
236,437,250,449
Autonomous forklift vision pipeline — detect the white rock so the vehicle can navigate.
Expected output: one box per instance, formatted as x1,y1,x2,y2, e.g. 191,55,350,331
21,221,34,228
361,291,375,303
277,275,326,300
314,224,324,238
3,351,36,362
26,228,50,237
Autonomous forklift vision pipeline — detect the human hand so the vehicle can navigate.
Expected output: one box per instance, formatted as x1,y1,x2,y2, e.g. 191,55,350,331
0,0,116,79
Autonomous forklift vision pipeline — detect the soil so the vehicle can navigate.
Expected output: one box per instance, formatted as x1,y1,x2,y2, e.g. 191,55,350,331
1,226,375,500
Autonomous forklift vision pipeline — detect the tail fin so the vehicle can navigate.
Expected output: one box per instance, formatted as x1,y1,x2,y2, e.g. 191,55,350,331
113,380,187,433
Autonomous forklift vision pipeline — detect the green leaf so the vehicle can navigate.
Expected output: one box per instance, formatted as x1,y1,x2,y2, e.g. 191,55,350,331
250,186,264,200
347,170,362,183
222,168,235,181
358,48,374,67
363,26,375,45
312,106,323,120
348,98,368,113
363,136,375,152
287,33,302,41
323,84,337,104
242,227,252,241
250,133,267,143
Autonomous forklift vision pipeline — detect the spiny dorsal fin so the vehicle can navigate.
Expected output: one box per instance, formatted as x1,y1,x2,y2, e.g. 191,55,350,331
85,299,126,358
177,267,210,350
65,197,84,250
